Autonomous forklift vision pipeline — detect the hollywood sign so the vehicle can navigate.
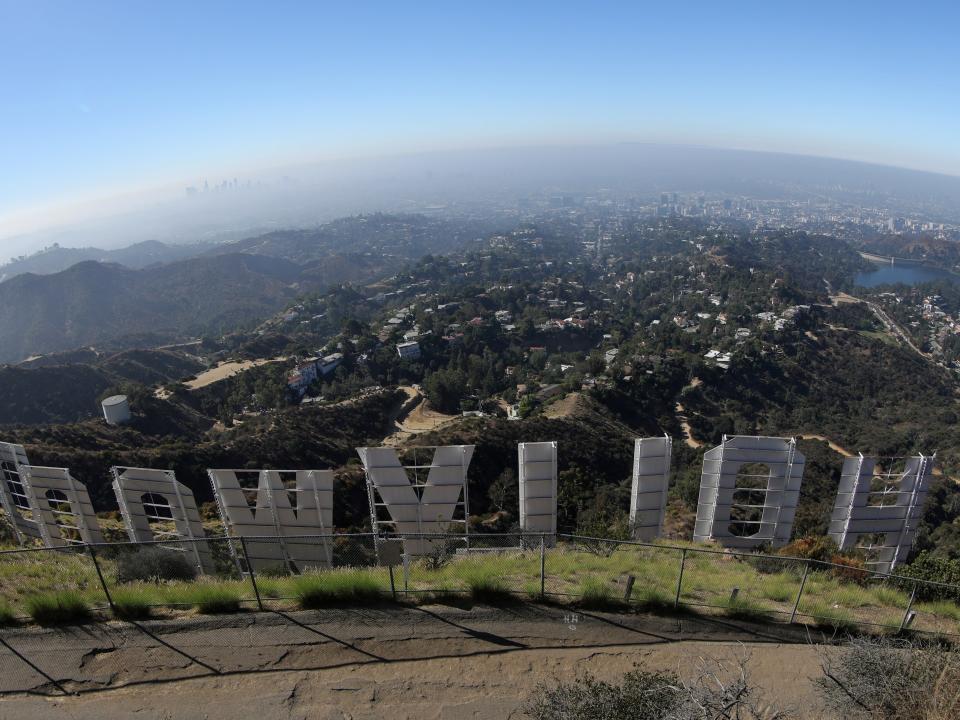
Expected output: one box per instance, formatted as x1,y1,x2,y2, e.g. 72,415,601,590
0,436,935,574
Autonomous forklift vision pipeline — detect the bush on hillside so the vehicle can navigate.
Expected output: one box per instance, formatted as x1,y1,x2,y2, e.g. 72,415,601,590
525,655,785,720
829,554,870,585
116,547,197,584
818,637,960,720
778,535,839,563
894,553,960,602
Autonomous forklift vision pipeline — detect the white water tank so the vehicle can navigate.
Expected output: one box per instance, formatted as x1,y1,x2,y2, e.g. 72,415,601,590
101,395,131,425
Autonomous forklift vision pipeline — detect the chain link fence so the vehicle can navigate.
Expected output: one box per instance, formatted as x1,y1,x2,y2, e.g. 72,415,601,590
1,532,960,695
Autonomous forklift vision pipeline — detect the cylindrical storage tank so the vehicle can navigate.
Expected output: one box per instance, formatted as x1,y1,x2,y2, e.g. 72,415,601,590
101,395,131,425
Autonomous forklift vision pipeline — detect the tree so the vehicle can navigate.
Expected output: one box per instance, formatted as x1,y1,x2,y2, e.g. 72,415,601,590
423,368,466,414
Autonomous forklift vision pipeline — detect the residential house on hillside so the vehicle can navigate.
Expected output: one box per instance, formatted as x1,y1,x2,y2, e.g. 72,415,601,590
397,341,421,359
287,352,344,394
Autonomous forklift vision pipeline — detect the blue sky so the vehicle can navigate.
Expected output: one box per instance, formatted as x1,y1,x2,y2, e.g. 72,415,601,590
2,0,959,218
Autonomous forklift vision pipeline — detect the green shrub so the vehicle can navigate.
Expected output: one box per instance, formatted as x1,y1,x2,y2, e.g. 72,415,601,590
895,553,960,602
744,553,791,575
779,536,839,563
829,555,870,585
26,591,92,626
115,547,197,584
294,570,383,608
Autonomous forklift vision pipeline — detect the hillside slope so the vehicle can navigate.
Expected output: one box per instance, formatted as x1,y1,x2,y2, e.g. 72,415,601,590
0,254,307,362
0,349,204,426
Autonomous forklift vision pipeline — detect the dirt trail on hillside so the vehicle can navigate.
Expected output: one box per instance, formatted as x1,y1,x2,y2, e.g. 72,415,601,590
0,605,836,719
184,357,288,390
675,402,703,448
384,386,459,445
798,434,855,457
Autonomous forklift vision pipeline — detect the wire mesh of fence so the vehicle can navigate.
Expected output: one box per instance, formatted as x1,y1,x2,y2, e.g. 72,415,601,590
0,533,958,639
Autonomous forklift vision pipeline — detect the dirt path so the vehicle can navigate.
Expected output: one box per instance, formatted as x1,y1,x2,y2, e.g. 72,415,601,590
797,434,855,457
675,403,703,449
184,357,288,390
384,386,459,446
0,605,837,719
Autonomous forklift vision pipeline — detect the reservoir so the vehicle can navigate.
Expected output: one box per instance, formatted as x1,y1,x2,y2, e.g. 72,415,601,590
854,264,960,288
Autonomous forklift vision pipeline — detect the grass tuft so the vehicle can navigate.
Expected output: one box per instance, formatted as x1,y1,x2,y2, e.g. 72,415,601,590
294,570,383,609
577,578,624,610
164,584,244,614
194,586,242,614
463,566,516,605
723,594,770,621
25,591,92,626
0,602,17,627
812,606,858,633
632,586,675,612
110,589,153,620
758,576,797,603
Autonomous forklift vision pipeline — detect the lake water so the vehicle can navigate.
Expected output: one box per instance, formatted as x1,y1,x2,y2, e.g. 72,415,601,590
854,264,960,288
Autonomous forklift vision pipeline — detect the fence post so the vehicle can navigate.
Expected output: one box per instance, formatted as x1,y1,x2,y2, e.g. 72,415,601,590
239,537,264,612
674,548,687,609
539,535,546,600
899,582,918,632
87,544,115,612
790,561,810,624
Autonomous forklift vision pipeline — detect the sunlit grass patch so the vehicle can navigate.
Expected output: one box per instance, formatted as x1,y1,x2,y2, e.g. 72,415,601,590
294,569,383,608
722,593,770,621
164,582,245,614
916,599,960,622
461,565,515,604
577,578,623,610
110,588,153,619
811,605,858,633
25,590,92,626
758,575,797,603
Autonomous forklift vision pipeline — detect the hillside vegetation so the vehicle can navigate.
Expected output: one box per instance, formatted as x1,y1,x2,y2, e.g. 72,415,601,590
0,349,203,426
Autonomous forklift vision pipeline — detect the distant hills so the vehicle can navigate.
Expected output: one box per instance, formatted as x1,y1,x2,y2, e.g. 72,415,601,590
0,254,308,363
0,214,492,364
0,240,210,281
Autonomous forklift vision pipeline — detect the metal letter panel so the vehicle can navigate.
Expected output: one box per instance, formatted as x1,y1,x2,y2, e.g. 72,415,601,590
18,465,104,547
518,441,557,537
357,445,474,556
629,435,672,541
112,466,213,574
693,435,804,549
828,454,934,573
209,469,333,571
0,442,42,544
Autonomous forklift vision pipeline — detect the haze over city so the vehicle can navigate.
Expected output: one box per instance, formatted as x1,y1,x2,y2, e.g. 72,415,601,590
3,1,960,260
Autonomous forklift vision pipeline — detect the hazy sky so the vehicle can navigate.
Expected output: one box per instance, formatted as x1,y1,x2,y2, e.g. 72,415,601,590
2,0,959,220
